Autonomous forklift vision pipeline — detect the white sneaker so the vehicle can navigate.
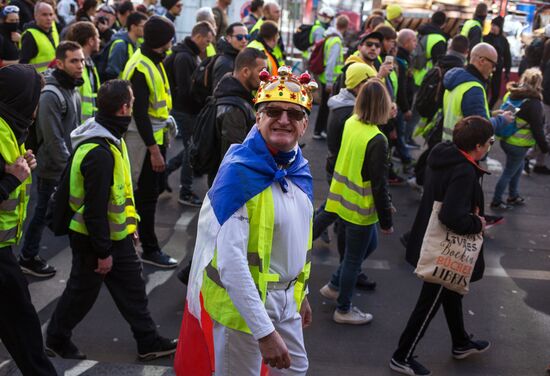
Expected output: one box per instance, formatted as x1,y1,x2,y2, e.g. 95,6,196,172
333,306,373,325
319,284,339,301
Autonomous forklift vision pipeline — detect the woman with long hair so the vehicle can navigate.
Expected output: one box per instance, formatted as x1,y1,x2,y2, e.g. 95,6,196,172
492,68,549,207
76,0,97,22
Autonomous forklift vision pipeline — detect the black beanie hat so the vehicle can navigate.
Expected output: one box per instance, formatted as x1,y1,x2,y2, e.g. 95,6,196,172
161,0,178,11
491,16,504,30
144,16,175,49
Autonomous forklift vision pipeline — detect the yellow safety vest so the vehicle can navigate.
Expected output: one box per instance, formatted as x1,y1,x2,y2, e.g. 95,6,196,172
68,139,138,240
318,35,343,85
500,93,535,147
108,39,135,78
378,55,398,99
206,43,216,57
250,18,263,35
248,39,278,76
0,117,31,247
442,81,489,141
21,27,60,73
412,33,447,86
202,186,312,334
80,63,100,122
325,115,383,226
460,19,483,42
122,49,172,145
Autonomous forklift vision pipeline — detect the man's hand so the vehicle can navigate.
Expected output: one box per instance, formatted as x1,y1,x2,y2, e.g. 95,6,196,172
300,297,312,328
381,227,394,235
24,149,37,170
390,103,398,119
149,145,165,172
377,62,393,79
258,330,291,369
95,255,113,275
502,110,515,124
132,232,140,247
5,157,30,182
10,32,20,43
403,110,413,121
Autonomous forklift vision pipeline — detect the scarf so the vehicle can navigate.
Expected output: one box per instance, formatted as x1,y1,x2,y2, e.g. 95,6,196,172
94,111,132,139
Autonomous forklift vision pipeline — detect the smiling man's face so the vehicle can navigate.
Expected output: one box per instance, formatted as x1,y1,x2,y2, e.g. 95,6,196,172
256,102,308,152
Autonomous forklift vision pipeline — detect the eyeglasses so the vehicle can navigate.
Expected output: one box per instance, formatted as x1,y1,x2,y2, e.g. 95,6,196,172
481,56,497,67
2,5,19,15
263,107,306,121
365,41,380,48
233,34,250,41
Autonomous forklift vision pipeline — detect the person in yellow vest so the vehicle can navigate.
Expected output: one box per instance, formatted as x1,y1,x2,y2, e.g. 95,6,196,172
122,16,178,268
312,15,348,140
384,4,403,31
44,79,177,361
105,11,147,80
413,11,448,87
66,21,101,122
250,1,285,67
248,20,280,76
491,69,549,209
19,41,84,278
460,2,487,49
175,66,315,376
320,78,394,325
19,2,59,73
195,7,218,58
0,64,58,376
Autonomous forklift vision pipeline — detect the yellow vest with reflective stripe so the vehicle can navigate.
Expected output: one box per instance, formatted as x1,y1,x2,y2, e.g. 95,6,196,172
0,118,31,247
202,186,312,334
68,139,138,240
248,40,278,76
319,35,343,85
122,49,171,119
460,19,483,41
108,39,135,78
206,43,216,57
325,115,383,226
250,18,264,35
413,33,447,86
80,63,100,122
22,27,59,73
442,81,489,141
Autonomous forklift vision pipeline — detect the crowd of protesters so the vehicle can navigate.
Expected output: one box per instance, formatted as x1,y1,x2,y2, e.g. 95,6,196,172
0,0,549,375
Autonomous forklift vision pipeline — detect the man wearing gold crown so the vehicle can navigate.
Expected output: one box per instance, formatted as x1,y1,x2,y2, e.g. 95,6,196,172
174,66,317,376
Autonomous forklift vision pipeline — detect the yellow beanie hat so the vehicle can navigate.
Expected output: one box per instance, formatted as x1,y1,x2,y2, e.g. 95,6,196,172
345,63,378,89
386,4,403,21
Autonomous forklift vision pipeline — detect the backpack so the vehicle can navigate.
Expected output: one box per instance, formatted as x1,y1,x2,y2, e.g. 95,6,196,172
308,38,326,75
495,98,527,138
292,24,314,51
46,154,74,236
414,66,443,119
190,55,221,107
331,62,352,96
411,34,429,70
93,38,119,82
188,96,249,175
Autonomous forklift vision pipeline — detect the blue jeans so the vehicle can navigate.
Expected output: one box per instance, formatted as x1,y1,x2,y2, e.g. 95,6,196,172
167,110,196,197
395,111,412,164
21,177,57,259
492,141,529,203
329,221,378,312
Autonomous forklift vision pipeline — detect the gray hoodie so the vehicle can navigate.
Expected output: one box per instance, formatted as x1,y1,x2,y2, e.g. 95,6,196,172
71,118,121,150
35,72,81,181
327,88,356,110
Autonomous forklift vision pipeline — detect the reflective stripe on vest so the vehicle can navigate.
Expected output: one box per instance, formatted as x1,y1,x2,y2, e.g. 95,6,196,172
122,49,172,121
22,28,59,73
461,19,483,41
505,117,536,147
442,81,489,141
201,186,312,334
248,40,278,76
319,36,343,85
68,139,138,240
413,33,447,86
80,64,101,122
325,115,383,226
0,117,31,247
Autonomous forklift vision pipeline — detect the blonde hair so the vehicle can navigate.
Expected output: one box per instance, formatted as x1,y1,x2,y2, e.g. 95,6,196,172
520,67,543,93
354,78,392,125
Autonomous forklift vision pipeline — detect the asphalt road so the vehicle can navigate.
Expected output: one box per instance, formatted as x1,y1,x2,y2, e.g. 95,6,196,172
1,106,550,376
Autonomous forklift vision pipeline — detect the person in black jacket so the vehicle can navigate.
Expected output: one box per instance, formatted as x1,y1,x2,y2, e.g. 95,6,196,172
8,0,33,28
45,80,177,362
416,11,448,67
164,21,214,207
485,16,512,109
0,5,22,65
212,22,249,89
390,116,492,376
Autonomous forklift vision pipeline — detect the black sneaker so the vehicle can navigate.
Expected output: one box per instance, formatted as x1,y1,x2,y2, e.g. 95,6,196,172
390,357,431,376
45,339,86,360
138,337,178,361
312,131,327,140
400,233,409,249
533,165,550,175
490,201,511,210
523,158,531,175
178,193,202,207
19,255,56,278
356,273,376,290
141,251,178,269
452,338,491,359
507,196,525,206
177,262,192,285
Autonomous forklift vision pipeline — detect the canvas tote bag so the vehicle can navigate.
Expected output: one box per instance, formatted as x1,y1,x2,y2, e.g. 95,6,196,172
414,201,483,295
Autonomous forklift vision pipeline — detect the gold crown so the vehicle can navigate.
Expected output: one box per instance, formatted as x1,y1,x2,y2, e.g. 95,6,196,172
254,66,318,113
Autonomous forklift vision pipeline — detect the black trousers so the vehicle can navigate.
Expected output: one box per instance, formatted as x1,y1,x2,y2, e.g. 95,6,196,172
393,281,470,362
314,84,330,135
134,146,166,255
47,233,158,350
0,247,57,375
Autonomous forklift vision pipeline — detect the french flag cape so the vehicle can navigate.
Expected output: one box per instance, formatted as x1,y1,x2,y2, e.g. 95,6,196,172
174,126,313,375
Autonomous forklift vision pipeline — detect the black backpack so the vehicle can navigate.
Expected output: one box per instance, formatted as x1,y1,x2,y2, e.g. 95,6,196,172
188,96,248,176
414,66,443,119
93,39,119,82
190,55,221,107
293,24,314,51
45,155,74,236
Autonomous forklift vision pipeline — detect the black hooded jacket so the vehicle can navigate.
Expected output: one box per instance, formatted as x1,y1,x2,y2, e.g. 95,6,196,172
212,38,240,89
406,141,486,282
213,74,255,160
417,23,447,65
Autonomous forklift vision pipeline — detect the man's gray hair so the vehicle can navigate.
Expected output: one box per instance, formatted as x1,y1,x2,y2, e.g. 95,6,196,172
34,1,52,14
196,7,214,23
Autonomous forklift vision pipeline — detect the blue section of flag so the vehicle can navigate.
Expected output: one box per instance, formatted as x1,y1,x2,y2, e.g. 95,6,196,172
208,125,313,225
